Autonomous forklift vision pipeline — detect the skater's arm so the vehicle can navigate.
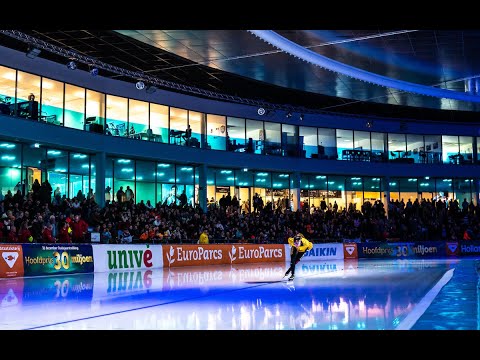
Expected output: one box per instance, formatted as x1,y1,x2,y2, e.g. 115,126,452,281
297,237,313,252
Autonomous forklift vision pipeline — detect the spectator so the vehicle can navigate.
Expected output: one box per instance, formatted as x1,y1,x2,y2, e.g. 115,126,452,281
198,229,209,244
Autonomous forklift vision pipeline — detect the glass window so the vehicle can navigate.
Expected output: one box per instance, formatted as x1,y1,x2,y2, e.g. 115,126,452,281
363,177,382,205
318,128,336,160
459,136,473,164
435,178,453,203
169,107,188,145
176,164,195,207
442,135,459,164
207,167,216,205
246,119,264,154
264,121,281,156
64,84,85,130
0,141,21,197
406,134,423,164
337,129,353,160
371,132,385,162
188,111,204,149
16,71,40,120
417,177,434,201
206,114,226,151
271,172,289,211
69,152,90,201
425,135,442,164
326,175,345,211
282,124,299,157
345,176,363,210
128,99,149,139
157,162,175,205
254,171,271,210
389,178,400,202
106,95,128,137
46,148,68,199
86,89,105,134
300,126,317,158
0,65,16,115
105,158,113,203
136,160,155,205
114,158,135,203
150,104,168,143
0,141,20,168
353,130,370,151
90,154,96,202
40,78,63,126
227,117,245,152
398,177,418,203
454,178,473,204
388,133,406,160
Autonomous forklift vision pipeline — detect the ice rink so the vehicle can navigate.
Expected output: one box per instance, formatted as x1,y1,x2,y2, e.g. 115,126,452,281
0,258,478,330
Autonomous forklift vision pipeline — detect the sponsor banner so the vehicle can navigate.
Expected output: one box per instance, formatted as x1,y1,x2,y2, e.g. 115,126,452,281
343,243,358,259
303,243,344,261
357,242,446,258
357,242,415,258
0,245,24,278
411,242,446,257
163,244,285,268
458,241,480,255
446,242,459,256
92,244,163,272
23,244,93,276
92,269,162,301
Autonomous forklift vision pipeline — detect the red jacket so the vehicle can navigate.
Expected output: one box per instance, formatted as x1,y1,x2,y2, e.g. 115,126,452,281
58,226,71,243
7,230,18,243
71,219,88,240
42,227,55,243
18,228,32,243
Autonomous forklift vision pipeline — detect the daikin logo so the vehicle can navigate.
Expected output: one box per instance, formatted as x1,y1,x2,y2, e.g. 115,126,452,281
2,252,18,268
448,244,458,253
345,246,355,256
229,246,237,263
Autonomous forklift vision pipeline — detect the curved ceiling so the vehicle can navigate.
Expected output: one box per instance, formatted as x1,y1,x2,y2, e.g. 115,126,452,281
117,29,480,113
2,30,480,122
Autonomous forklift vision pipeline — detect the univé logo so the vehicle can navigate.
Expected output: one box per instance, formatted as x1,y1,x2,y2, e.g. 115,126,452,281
107,247,153,270
2,252,18,269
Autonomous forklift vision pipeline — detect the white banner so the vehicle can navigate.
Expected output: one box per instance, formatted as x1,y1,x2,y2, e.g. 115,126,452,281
284,243,344,262
92,244,163,272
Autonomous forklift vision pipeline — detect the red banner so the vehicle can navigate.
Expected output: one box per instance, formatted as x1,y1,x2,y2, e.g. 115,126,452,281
163,244,285,268
0,245,24,278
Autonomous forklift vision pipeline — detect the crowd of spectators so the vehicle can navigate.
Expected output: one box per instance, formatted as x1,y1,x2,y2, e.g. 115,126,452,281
1,183,479,244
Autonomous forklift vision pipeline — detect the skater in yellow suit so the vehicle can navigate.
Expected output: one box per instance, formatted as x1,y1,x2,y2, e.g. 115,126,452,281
284,233,313,280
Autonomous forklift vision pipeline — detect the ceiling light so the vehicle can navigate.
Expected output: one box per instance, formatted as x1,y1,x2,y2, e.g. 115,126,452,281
146,85,157,94
66,61,77,70
135,81,145,90
90,67,99,76
299,114,304,121
26,47,41,59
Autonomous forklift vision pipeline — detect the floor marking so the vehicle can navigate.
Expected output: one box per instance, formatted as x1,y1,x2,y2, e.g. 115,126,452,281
395,268,455,330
